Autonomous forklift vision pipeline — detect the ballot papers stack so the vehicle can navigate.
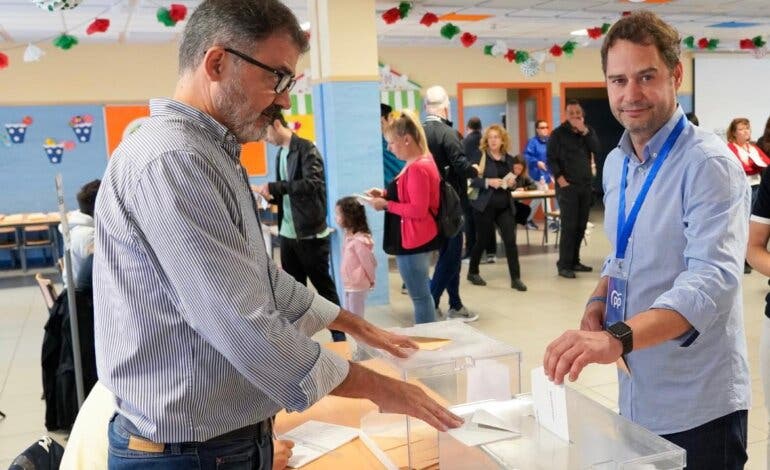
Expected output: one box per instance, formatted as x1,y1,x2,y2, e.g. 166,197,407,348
438,383,686,470
357,320,522,470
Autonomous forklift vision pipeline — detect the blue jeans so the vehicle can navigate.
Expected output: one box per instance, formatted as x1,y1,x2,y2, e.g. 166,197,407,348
660,409,747,470
108,413,273,469
396,252,435,324
430,232,463,310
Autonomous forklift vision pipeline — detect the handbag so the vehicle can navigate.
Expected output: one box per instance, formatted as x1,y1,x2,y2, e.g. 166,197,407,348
467,152,487,201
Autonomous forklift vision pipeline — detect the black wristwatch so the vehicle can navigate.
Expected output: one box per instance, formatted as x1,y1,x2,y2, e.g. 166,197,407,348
606,321,633,356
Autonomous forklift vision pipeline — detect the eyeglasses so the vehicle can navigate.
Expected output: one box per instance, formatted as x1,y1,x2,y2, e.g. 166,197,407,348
537,126,549,130
223,47,296,94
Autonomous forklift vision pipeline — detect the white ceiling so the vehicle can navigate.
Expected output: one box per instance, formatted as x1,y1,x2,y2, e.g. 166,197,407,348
0,0,767,51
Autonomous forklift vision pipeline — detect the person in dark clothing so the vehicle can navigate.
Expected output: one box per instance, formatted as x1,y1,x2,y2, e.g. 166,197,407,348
462,117,495,261
423,85,480,322
758,116,770,157
254,113,345,341
547,99,601,279
466,125,527,291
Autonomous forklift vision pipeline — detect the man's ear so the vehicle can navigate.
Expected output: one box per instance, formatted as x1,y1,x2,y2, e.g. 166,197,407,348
202,47,227,82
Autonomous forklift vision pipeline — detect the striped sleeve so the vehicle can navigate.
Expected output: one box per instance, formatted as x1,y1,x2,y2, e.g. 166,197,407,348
130,150,348,411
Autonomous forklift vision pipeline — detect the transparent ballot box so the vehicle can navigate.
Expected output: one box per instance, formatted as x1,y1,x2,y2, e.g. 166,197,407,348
439,388,686,470
358,320,522,470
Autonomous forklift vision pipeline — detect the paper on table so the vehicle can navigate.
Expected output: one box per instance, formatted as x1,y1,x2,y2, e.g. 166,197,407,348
466,359,511,403
530,366,569,442
408,335,452,351
281,421,359,468
447,409,519,447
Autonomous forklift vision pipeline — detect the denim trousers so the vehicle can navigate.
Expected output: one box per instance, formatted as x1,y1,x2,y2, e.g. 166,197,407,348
430,232,463,310
396,252,436,324
108,413,273,470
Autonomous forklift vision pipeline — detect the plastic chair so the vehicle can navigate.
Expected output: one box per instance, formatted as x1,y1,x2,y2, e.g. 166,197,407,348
35,273,58,311
0,224,21,269
21,217,59,271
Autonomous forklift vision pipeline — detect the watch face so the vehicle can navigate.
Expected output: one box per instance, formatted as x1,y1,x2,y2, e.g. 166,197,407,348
609,322,631,337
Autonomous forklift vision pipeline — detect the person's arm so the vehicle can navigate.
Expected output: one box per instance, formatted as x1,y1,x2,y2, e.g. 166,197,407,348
386,166,433,219
268,139,325,198
546,130,566,185
444,130,479,178
584,126,601,156
131,151,348,412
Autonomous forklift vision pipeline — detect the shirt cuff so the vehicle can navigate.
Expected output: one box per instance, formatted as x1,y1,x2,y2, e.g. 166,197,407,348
293,294,340,337
296,348,349,410
750,214,770,225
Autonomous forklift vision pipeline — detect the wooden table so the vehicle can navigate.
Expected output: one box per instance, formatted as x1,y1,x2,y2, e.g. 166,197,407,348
0,212,61,270
274,342,441,470
510,189,556,245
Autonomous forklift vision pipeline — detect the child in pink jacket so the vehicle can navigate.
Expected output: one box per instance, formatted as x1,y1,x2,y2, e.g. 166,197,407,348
335,197,376,318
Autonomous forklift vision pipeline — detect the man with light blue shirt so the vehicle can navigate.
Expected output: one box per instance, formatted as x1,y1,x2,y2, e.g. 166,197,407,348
543,11,750,469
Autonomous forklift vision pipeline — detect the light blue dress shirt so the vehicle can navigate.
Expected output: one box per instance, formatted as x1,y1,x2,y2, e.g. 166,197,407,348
601,106,751,434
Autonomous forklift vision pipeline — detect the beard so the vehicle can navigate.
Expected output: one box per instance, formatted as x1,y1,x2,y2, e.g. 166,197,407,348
214,78,274,143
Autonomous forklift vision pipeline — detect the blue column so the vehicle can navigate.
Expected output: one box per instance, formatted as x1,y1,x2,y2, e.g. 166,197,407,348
313,81,390,306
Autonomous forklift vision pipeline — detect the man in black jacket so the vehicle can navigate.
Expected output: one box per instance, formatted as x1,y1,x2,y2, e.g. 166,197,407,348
255,113,344,341
547,99,601,279
423,86,480,322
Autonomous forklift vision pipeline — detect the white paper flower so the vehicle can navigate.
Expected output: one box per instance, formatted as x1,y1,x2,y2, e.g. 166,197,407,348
520,58,540,78
23,43,45,62
532,52,547,65
753,46,768,59
491,40,507,57
32,0,82,11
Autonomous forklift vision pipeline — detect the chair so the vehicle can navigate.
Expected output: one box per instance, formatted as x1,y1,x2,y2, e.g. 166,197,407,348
21,217,59,271
35,272,58,311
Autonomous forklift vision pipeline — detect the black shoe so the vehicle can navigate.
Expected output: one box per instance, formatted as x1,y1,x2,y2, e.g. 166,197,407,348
558,269,576,279
467,273,487,286
511,279,528,291
573,263,593,272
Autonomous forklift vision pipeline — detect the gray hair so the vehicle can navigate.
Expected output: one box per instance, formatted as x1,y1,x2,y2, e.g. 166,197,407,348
178,0,309,74
424,85,450,115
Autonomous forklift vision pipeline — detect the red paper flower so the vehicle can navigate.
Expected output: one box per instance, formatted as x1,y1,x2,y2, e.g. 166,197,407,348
22,116,33,125
587,27,603,39
169,4,187,22
697,37,709,49
86,18,110,35
549,44,563,57
420,12,439,27
460,32,477,48
739,39,755,50
0,53,8,70
382,8,400,24
504,49,516,62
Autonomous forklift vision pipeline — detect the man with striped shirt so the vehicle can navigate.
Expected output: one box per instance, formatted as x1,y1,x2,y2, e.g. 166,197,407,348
94,1,462,468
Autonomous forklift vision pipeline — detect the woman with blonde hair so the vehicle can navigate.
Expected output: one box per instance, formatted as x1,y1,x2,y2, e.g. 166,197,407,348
366,110,442,324
466,124,527,291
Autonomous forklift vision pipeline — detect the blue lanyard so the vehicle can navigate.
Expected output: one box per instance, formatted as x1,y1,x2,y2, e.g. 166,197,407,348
616,115,686,259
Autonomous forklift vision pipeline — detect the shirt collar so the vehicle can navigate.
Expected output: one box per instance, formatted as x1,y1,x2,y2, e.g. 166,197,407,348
618,105,685,164
149,98,242,161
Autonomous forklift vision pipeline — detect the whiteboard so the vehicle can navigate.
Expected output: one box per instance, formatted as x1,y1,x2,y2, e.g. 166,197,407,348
694,55,770,142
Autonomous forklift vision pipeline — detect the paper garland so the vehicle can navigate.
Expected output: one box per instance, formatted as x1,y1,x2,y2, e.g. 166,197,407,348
86,18,110,35
31,0,82,11
23,44,45,62
157,4,188,27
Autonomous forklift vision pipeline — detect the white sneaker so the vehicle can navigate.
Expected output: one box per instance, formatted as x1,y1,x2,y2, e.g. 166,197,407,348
436,306,446,319
447,306,479,323
485,254,496,264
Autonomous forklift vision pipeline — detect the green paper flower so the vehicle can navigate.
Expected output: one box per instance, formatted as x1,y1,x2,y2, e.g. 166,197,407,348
515,50,529,64
707,39,719,50
483,44,494,56
157,8,176,27
53,33,78,50
562,40,577,56
601,23,611,34
440,23,460,40
398,1,411,19
753,36,767,48
683,36,695,49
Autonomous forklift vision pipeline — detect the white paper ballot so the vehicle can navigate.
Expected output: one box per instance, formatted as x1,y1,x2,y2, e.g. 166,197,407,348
281,421,359,468
447,407,519,447
531,366,569,441
353,193,373,205
471,409,519,434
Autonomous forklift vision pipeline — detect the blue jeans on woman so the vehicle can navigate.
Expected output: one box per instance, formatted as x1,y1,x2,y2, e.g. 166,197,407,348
108,413,273,469
396,252,436,324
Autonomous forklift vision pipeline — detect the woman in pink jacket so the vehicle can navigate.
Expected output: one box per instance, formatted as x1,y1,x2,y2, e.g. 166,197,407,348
335,196,377,319
367,110,441,324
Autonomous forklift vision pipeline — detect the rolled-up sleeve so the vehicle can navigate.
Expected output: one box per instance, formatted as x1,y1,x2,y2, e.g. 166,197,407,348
131,151,348,411
650,156,749,336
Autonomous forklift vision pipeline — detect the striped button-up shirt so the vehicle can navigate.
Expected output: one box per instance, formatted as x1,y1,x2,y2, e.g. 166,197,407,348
94,98,349,443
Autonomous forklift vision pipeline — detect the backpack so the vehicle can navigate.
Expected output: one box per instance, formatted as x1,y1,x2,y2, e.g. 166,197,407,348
433,179,464,239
